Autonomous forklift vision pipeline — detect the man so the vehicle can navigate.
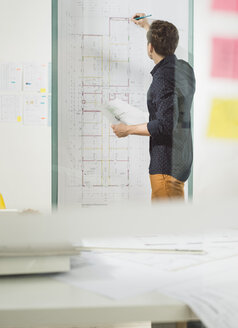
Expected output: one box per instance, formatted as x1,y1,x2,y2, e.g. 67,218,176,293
112,14,195,201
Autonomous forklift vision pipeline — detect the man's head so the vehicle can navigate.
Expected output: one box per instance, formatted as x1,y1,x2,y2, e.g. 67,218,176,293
146,20,179,61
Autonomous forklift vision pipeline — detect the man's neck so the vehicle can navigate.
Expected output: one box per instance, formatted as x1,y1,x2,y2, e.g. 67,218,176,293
153,54,165,65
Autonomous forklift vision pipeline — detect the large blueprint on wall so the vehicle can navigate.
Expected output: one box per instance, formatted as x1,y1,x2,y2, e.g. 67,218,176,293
58,0,189,205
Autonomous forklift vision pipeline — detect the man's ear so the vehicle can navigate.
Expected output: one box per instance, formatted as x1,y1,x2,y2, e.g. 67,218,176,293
148,42,153,54
147,42,154,59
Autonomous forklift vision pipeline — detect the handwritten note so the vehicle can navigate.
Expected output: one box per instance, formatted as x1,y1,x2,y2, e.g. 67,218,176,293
23,95,48,126
211,37,238,79
212,0,238,13
23,64,48,93
207,99,238,139
0,63,22,92
0,95,22,123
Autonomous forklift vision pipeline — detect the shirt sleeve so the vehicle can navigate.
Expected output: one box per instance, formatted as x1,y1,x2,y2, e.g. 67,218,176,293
147,78,179,138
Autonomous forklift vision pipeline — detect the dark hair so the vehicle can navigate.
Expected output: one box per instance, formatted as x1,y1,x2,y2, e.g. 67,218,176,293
146,20,179,57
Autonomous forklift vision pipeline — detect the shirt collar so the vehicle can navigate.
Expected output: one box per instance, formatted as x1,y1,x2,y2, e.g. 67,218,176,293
150,54,177,76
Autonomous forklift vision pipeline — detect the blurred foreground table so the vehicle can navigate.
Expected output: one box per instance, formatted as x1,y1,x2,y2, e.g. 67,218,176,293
0,275,197,328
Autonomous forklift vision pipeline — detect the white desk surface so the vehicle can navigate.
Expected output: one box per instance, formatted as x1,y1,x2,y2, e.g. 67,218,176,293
0,275,197,328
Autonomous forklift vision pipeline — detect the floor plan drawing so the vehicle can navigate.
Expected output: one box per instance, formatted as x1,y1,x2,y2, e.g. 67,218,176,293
58,0,189,205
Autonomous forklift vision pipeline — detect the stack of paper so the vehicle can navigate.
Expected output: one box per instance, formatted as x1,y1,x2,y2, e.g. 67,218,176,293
54,229,238,328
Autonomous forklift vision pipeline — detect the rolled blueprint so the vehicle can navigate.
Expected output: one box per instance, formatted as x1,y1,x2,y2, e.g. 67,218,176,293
100,99,149,125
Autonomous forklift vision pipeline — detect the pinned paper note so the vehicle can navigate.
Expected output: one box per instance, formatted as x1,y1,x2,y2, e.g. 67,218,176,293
0,95,22,123
212,0,238,13
207,99,238,139
23,63,48,93
23,95,48,126
0,63,22,92
211,37,238,79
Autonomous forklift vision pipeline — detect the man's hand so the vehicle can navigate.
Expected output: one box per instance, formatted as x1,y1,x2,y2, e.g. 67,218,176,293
112,123,150,137
111,123,130,138
131,13,150,31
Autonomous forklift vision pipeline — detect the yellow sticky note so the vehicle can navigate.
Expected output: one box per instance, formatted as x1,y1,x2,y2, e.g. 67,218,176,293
207,99,238,139
40,88,46,93
0,193,6,209
17,116,22,122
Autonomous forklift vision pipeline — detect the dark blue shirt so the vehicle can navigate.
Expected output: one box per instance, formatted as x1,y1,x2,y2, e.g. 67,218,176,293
147,54,195,182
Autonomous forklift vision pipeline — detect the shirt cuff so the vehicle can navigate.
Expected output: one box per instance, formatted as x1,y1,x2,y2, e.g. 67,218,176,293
147,120,159,138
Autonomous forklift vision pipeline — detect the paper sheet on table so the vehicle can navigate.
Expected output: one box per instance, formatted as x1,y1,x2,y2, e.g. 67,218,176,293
81,230,238,272
54,252,171,300
55,228,238,325
82,229,238,252
81,234,204,252
100,99,149,125
159,256,238,328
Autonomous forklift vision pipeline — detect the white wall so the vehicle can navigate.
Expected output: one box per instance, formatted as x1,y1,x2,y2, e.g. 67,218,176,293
3,0,237,209
0,0,51,211
193,1,238,201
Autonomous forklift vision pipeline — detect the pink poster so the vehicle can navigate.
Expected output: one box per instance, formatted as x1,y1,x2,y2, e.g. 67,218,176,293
211,37,238,79
212,0,238,13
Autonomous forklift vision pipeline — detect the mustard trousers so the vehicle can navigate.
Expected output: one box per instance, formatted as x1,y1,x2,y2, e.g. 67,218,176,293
150,174,184,201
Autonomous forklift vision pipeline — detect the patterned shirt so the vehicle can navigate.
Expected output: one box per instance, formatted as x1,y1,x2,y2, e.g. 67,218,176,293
147,54,195,182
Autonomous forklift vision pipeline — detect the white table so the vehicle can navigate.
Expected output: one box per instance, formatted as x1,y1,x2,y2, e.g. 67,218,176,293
0,275,197,328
